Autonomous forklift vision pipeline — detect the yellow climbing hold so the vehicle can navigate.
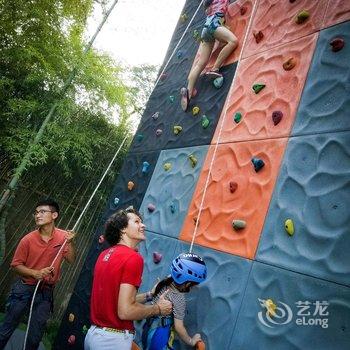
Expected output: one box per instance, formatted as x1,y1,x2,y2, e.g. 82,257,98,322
173,125,183,135
285,218,294,236
188,154,198,168
265,299,277,317
192,106,200,116
68,313,75,322
163,163,172,171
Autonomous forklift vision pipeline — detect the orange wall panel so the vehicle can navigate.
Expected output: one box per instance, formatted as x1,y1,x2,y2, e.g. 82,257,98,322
242,0,327,58
322,0,350,28
212,33,318,144
179,138,287,259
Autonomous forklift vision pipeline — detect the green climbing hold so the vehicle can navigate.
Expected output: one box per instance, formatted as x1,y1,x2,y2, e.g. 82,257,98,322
173,125,183,135
169,95,175,103
213,76,224,89
82,325,88,335
234,112,242,123
188,154,198,168
163,162,172,171
252,84,266,94
295,10,310,24
193,29,200,42
251,157,265,172
202,115,210,129
232,220,246,230
285,218,294,236
136,134,144,142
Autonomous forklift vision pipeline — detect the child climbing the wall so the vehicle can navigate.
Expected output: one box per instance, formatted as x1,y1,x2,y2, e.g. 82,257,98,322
180,0,238,111
141,253,207,349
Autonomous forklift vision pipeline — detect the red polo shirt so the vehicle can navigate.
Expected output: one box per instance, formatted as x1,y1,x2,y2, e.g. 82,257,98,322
11,228,71,285
90,244,143,331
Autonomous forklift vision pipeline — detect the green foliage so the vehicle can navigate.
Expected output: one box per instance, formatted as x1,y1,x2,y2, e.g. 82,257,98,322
0,0,132,177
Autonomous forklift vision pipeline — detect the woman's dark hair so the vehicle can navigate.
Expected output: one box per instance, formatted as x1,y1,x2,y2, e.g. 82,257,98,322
35,198,60,215
104,207,142,246
204,0,213,9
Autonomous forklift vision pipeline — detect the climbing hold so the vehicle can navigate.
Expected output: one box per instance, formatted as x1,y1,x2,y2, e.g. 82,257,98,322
283,57,296,71
285,218,294,236
192,88,198,97
295,10,309,24
169,95,175,103
193,29,200,41
68,335,76,346
234,112,242,123
229,181,238,193
289,0,296,3
252,83,265,94
151,112,159,120
156,129,162,136
147,203,156,213
153,251,163,264
160,73,167,81
173,125,183,135
192,106,200,116
196,340,206,350
188,154,198,168
232,220,246,230
68,313,75,322
272,111,283,125
82,325,88,335
127,181,135,191
98,235,105,244
330,38,344,52
213,76,224,89
114,197,120,205
136,134,144,142
253,30,264,44
170,203,176,214
163,162,172,171
240,6,247,15
251,157,265,172
193,217,200,226
177,50,183,59
265,299,277,317
202,115,210,129
142,161,150,174
180,13,188,22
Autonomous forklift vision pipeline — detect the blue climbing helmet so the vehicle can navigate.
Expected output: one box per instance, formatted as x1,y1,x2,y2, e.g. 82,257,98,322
170,253,207,285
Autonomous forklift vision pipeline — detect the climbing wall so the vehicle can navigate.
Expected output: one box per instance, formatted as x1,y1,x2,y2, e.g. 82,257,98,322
55,0,350,349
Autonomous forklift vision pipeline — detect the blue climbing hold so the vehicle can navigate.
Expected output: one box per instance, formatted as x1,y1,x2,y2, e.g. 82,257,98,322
169,95,175,103
136,134,144,142
213,76,224,89
177,50,183,59
114,197,120,205
251,157,265,172
142,161,150,174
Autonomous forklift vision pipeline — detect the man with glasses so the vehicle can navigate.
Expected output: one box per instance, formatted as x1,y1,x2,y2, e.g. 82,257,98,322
0,198,75,350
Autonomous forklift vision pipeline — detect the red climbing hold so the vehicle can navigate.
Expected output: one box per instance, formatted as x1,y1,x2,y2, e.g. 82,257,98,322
153,252,163,264
68,335,76,346
240,6,247,15
229,181,238,193
283,57,296,71
253,30,264,44
272,111,283,125
330,38,344,52
160,73,167,81
98,235,105,244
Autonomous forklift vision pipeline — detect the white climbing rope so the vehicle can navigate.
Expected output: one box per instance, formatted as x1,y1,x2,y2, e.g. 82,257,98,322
189,0,260,253
22,135,128,350
152,0,205,89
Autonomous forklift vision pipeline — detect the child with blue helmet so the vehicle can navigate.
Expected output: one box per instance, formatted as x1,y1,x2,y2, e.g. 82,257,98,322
142,253,207,350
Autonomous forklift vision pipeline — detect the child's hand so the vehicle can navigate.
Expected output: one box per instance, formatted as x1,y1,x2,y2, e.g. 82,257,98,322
157,290,172,316
191,333,201,346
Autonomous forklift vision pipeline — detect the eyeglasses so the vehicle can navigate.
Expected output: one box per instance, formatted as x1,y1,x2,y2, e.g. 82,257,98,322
33,209,53,217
